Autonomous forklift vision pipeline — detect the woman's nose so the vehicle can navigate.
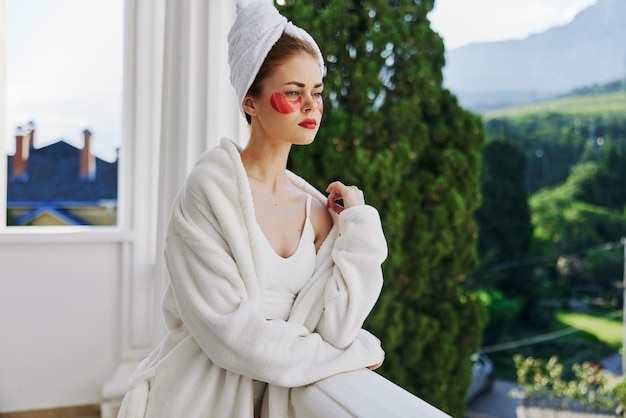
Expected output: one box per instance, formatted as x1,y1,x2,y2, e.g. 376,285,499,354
301,93,315,112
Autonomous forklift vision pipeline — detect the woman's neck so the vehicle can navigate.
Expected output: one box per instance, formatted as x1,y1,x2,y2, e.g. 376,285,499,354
240,136,291,192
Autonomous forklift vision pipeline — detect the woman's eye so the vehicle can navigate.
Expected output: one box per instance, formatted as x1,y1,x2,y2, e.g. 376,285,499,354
314,92,323,99
285,91,299,97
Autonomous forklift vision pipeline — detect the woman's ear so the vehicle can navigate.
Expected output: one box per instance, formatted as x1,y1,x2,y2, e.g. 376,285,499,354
242,95,257,117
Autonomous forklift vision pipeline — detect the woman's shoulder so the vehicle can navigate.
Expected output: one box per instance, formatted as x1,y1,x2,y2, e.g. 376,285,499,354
192,138,239,169
186,138,244,186
174,138,251,227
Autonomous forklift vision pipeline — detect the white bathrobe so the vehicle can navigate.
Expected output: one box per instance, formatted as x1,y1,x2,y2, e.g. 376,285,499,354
118,138,388,418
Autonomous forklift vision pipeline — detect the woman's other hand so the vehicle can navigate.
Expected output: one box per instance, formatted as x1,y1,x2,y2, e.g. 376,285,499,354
368,337,384,370
325,181,365,214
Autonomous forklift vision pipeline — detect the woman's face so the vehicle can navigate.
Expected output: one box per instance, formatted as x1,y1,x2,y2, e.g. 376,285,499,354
246,52,324,146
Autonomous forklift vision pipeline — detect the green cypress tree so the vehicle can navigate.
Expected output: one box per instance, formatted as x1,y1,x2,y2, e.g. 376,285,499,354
474,140,535,302
279,1,487,415
476,140,533,263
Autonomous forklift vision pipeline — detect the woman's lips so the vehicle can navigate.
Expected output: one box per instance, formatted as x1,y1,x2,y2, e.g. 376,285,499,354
299,118,317,129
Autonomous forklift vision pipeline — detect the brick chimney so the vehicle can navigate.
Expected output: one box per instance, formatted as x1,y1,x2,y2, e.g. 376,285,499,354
25,120,36,149
79,129,96,180
12,126,31,181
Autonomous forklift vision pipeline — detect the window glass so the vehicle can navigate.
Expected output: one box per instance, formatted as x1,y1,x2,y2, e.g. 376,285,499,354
5,0,122,226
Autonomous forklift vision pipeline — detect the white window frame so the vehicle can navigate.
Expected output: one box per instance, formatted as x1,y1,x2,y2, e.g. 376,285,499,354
0,0,126,235
0,0,160,356
1,0,243,355
1,0,7,229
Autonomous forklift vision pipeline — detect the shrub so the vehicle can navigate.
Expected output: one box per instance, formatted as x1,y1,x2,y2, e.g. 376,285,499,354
511,354,626,415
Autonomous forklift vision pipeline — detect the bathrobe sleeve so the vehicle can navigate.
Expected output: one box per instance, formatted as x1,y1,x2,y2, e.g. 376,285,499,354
163,160,382,388
284,170,387,350
313,205,387,349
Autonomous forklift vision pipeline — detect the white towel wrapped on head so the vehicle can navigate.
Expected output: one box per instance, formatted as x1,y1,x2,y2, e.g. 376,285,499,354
227,0,325,117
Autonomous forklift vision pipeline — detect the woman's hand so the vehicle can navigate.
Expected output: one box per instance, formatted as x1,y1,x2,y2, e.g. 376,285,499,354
326,181,365,214
368,338,385,370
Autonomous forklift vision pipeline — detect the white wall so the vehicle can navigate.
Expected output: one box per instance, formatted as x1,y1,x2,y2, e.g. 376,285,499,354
0,0,241,413
0,238,122,412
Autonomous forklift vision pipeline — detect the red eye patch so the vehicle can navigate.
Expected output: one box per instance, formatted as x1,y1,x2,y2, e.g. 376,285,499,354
270,93,301,114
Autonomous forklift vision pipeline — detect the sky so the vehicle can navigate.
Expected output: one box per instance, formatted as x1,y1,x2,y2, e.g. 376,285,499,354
429,0,598,50
4,0,598,158
5,0,123,161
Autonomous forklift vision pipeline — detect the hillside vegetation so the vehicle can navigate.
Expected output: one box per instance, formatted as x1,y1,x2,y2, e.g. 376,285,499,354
484,90,626,120
480,80,626,193
472,79,626,383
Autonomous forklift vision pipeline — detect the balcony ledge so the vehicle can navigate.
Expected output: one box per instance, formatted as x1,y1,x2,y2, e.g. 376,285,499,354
102,367,450,418
291,368,451,418
291,369,450,418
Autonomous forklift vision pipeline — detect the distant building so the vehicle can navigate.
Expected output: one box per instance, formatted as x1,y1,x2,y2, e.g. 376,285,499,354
6,123,118,226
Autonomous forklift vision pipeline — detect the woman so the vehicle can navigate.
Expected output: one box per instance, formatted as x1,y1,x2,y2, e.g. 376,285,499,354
118,1,387,417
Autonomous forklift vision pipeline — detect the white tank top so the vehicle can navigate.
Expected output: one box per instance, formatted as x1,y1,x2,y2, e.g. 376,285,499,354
256,194,316,320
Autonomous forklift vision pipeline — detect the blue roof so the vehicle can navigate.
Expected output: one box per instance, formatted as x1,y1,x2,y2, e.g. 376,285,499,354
7,140,118,204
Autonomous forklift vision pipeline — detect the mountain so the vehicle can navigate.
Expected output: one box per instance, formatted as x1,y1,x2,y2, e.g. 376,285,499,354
441,0,626,113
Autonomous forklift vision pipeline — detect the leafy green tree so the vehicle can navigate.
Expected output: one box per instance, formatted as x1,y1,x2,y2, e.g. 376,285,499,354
531,162,626,252
472,140,537,309
529,161,626,308
278,1,487,415
484,112,626,195
557,246,625,306
484,114,588,193
578,144,626,210
476,288,523,345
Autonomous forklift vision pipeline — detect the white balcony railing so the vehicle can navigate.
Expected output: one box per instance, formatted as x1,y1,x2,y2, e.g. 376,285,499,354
292,368,451,418
103,367,451,418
